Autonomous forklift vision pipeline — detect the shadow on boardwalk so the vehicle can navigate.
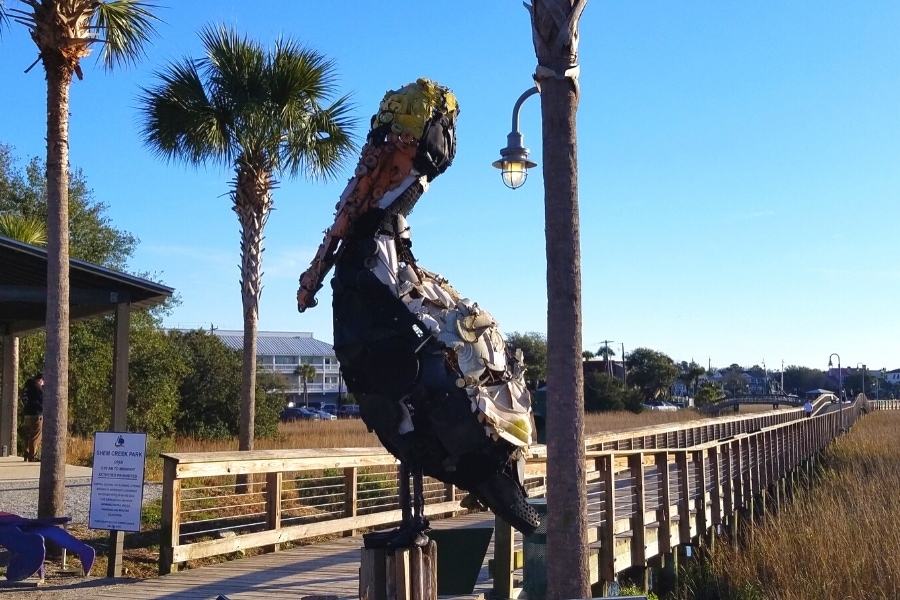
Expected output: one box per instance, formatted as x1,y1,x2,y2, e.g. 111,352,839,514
1,512,497,600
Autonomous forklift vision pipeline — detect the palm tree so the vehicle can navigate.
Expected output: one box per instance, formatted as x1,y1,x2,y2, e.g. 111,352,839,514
295,363,317,407
0,213,47,245
138,26,356,453
3,0,159,519
527,1,589,597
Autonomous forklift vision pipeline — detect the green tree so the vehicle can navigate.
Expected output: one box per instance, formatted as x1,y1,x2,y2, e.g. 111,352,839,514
171,329,283,439
583,372,624,412
721,365,750,396
138,26,356,453
254,370,288,438
0,145,137,268
596,345,615,358
172,329,243,439
295,363,317,407
505,331,548,389
626,347,679,401
582,372,645,413
0,145,174,440
2,0,160,518
678,360,706,396
694,381,724,408
781,365,832,396
844,371,875,398
528,1,589,593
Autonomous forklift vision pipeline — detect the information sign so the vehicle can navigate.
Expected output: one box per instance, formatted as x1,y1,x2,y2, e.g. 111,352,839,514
88,432,147,532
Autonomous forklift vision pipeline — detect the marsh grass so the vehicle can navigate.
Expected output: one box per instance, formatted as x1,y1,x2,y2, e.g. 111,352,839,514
698,411,900,600
67,409,700,480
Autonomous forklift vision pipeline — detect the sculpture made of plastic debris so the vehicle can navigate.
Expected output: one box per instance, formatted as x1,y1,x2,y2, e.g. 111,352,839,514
297,79,539,548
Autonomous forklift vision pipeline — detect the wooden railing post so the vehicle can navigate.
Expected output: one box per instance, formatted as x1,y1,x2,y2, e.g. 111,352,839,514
675,451,691,545
266,471,282,552
628,453,646,568
708,447,721,527
721,444,733,521
598,453,616,583
654,452,672,556
159,458,181,575
344,466,358,537
444,482,455,503
694,450,708,540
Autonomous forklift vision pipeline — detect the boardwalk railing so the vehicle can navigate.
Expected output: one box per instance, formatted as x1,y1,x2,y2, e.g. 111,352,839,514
157,394,864,581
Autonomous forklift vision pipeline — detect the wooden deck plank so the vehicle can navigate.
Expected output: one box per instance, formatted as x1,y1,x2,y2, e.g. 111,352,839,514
91,509,498,600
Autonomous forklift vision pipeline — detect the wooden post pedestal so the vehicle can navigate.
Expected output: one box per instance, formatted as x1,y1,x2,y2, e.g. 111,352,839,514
360,541,437,600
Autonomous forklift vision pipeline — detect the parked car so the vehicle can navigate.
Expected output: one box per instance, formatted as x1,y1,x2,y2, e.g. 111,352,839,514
321,403,338,415
314,409,337,421
643,399,678,412
338,405,361,419
280,407,322,422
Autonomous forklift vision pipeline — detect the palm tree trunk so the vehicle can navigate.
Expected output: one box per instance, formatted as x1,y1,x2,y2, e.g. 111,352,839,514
233,166,272,454
530,1,589,598
38,56,73,519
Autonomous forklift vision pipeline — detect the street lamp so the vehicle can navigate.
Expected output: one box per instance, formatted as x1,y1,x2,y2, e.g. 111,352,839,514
491,87,539,189
828,353,843,432
857,362,867,399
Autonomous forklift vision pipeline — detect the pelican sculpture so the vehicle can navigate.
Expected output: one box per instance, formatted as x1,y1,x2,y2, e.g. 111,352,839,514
297,79,539,548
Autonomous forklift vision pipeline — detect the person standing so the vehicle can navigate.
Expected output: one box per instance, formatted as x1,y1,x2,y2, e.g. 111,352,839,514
803,400,813,418
22,373,44,462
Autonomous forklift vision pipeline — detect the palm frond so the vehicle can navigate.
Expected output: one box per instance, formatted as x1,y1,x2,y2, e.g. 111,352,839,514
0,213,47,246
139,24,358,187
94,0,162,70
0,2,8,37
284,94,357,181
138,58,232,166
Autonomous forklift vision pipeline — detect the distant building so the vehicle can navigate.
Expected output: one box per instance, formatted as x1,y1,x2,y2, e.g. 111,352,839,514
212,330,344,405
583,358,625,380
886,368,900,386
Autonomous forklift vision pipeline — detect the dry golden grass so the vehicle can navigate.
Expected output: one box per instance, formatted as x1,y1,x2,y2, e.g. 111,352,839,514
67,410,701,478
584,408,703,432
67,410,710,481
706,411,900,599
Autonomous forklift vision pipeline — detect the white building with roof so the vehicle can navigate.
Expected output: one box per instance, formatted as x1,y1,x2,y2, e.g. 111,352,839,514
212,330,344,404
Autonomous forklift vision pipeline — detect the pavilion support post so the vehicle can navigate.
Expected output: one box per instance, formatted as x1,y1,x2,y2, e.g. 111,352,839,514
0,335,19,457
107,301,130,578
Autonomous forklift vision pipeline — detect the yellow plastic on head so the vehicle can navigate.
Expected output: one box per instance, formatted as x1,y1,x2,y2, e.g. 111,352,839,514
375,78,459,141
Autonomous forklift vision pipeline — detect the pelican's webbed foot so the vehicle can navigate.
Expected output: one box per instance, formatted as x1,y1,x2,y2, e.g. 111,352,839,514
362,517,430,550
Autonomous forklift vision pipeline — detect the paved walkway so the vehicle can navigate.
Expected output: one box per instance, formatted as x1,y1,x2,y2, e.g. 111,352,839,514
0,456,92,481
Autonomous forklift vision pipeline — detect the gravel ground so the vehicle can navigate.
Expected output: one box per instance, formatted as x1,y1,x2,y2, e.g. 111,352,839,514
0,478,163,524
0,478,162,598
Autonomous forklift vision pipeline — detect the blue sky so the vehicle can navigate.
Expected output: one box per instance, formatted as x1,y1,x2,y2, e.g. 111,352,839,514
1,1,898,372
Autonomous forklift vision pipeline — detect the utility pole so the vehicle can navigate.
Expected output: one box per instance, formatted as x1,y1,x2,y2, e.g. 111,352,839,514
781,359,784,395
620,342,626,386
598,339,614,376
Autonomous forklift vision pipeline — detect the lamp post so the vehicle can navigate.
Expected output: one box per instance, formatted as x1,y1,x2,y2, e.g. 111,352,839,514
857,362,867,400
492,87,539,189
829,353,843,432
781,359,784,395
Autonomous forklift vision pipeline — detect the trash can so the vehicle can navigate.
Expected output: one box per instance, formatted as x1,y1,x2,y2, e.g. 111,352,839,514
522,498,548,599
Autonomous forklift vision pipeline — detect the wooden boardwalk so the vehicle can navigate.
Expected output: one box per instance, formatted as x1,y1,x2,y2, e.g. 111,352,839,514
91,512,500,600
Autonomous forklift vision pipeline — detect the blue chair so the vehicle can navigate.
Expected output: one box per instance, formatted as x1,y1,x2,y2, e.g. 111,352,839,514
0,512,95,581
